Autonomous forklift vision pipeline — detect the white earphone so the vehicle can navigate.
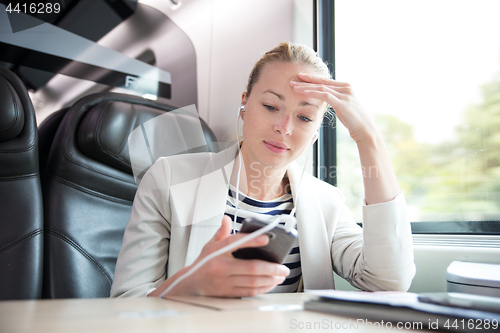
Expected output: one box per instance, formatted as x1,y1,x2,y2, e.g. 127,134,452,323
157,103,310,298
312,131,319,143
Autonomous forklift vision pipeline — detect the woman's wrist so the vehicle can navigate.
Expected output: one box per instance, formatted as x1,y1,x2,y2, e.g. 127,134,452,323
352,124,384,151
147,265,197,298
353,125,401,205
348,115,381,145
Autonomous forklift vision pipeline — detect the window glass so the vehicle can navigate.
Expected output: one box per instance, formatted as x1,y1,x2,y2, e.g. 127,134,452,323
334,0,500,223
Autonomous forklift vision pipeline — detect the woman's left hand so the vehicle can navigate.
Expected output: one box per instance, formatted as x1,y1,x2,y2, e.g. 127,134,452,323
291,73,378,143
292,72,401,204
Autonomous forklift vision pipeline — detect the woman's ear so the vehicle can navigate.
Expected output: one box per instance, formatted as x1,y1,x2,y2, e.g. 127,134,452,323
240,92,248,120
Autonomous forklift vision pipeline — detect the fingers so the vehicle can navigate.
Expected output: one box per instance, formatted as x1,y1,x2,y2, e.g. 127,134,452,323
291,72,352,99
200,233,268,262
213,215,233,242
191,215,292,297
291,80,351,97
232,274,287,288
225,275,287,297
205,228,270,256
214,258,290,277
206,215,234,246
197,261,289,297
292,81,350,93
290,74,373,139
203,275,285,298
290,74,360,123
206,263,288,288
297,72,350,86
291,82,343,110
290,77,354,108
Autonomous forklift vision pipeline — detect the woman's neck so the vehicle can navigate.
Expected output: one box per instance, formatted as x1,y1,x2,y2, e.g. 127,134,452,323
231,146,289,201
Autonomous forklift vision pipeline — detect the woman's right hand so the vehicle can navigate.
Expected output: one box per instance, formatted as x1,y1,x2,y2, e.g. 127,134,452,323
148,215,290,298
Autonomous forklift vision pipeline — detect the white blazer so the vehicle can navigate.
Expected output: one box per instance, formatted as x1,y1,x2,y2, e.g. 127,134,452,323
110,145,415,297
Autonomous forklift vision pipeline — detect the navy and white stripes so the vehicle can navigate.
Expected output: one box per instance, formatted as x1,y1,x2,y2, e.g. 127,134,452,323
225,184,302,293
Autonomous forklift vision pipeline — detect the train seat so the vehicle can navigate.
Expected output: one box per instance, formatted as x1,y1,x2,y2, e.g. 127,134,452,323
0,67,43,300
39,92,216,298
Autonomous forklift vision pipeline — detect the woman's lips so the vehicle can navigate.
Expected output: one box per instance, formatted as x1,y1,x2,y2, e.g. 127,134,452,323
264,141,289,153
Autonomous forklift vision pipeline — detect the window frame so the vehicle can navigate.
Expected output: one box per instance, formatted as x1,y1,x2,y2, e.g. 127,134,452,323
314,0,500,235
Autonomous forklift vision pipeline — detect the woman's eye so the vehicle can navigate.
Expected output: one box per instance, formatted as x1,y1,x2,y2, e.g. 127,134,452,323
264,104,277,111
299,115,312,122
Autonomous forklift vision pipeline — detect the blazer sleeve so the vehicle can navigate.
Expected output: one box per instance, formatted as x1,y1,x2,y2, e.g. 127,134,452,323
110,158,173,297
331,191,416,291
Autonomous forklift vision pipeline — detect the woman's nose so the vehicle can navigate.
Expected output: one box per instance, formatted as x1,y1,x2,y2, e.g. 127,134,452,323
274,114,292,135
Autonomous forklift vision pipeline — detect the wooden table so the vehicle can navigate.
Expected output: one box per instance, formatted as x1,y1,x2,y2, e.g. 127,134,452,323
0,293,431,333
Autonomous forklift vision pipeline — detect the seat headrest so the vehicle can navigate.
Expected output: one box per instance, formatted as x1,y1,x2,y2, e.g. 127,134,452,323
0,76,25,142
76,100,164,174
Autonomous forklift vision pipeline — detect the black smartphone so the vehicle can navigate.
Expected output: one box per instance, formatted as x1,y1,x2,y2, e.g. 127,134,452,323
232,218,298,264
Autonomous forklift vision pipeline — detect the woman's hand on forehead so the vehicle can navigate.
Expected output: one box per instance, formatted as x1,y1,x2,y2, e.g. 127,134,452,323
290,72,378,143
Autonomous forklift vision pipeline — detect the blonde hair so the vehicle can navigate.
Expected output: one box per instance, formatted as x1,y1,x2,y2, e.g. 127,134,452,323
246,41,334,121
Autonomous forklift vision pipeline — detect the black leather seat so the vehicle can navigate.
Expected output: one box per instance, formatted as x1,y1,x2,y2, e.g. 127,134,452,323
40,92,216,298
0,67,43,300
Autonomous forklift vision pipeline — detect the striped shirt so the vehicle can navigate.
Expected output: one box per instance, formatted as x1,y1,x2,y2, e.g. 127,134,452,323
225,184,302,293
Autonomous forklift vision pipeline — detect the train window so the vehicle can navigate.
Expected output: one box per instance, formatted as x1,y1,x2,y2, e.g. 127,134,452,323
331,0,500,233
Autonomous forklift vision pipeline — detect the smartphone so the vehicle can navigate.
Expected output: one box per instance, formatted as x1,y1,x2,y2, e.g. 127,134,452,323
232,218,298,264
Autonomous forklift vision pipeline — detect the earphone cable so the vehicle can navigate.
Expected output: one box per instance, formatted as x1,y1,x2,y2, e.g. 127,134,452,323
158,216,280,298
157,106,314,298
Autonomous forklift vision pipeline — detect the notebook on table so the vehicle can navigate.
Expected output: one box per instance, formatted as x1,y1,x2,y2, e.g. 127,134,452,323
304,290,500,332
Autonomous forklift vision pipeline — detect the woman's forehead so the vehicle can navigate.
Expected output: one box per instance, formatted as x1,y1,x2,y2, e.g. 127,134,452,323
259,61,314,82
253,62,324,105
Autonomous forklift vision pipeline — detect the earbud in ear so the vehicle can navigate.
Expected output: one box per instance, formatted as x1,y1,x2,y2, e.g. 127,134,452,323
312,131,319,143
239,105,246,112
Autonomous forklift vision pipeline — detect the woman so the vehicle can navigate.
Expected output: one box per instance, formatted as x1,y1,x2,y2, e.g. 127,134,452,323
110,42,415,298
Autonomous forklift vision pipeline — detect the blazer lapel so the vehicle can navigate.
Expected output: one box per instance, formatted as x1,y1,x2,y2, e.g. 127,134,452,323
184,145,238,266
287,162,335,290
180,147,335,290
